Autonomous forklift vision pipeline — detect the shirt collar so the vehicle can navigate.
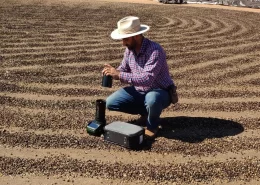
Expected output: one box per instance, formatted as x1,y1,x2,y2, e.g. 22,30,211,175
138,37,148,55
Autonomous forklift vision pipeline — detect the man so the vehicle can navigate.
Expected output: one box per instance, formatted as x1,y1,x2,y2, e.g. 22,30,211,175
102,16,177,138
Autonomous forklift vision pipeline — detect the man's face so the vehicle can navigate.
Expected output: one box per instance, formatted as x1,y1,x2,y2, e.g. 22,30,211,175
122,36,136,50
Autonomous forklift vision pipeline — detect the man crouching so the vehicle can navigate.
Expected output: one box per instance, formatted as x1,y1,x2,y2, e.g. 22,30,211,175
102,16,177,138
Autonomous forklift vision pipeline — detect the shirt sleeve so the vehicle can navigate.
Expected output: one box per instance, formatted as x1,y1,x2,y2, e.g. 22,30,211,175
117,49,130,72
119,49,164,87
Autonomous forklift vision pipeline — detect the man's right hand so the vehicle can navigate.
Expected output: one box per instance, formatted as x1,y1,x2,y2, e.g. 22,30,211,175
102,63,120,80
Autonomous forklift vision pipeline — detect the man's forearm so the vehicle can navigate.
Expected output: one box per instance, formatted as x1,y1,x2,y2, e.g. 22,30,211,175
119,71,154,86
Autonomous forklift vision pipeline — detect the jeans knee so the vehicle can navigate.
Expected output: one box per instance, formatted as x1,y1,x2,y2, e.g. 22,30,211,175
105,95,113,110
145,91,163,111
147,99,159,109
145,96,160,109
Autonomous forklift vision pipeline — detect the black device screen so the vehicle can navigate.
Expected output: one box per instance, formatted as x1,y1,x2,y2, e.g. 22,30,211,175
88,122,100,129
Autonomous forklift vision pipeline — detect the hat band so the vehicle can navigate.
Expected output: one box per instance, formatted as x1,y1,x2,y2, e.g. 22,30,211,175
118,24,141,35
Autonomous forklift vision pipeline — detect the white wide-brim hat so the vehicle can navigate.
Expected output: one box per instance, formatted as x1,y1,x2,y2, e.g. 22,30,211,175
111,16,150,40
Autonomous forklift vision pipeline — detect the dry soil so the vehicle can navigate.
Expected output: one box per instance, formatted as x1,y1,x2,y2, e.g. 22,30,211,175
0,0,259,184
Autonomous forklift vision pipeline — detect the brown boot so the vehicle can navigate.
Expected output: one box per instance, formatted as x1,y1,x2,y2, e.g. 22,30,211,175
145,128,158,139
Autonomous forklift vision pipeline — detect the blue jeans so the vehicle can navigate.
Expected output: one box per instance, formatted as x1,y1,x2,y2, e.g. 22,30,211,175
106,86,171,130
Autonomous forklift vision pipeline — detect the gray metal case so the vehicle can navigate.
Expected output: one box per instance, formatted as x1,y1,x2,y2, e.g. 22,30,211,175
104,121,145,149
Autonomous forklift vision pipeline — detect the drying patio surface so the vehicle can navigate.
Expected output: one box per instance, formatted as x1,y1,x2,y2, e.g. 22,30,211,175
0,0,259,184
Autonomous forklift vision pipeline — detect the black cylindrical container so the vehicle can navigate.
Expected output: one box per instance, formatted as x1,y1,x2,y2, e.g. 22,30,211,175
102,75,112,88
95,99,106,123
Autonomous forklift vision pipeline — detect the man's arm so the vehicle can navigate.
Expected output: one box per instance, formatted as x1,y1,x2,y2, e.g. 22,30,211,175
119,50,164,87
117,49,130,73
102,50,130,80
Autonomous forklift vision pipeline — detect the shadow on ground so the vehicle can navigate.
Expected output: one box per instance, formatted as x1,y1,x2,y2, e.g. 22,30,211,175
159,116,244,143
141,116,244,150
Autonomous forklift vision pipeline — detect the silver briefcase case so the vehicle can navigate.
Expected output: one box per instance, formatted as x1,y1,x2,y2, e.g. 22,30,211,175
104,121,145,149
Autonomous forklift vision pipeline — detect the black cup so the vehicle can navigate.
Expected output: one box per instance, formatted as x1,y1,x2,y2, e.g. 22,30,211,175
102,75,112,88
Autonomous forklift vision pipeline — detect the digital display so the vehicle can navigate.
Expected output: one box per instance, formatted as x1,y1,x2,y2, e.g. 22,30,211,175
88,122,100,129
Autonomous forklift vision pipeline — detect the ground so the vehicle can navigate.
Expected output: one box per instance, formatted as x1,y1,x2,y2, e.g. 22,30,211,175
0,0,259,184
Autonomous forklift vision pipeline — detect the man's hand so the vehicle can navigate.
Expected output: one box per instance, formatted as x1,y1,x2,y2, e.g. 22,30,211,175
102,63,120,80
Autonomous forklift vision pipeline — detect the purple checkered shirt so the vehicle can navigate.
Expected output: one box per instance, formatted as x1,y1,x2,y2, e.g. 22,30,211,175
117,38,174,92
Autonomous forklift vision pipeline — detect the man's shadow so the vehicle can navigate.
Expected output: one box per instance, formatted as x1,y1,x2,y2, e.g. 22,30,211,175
159,116,244,142
142,116,244,149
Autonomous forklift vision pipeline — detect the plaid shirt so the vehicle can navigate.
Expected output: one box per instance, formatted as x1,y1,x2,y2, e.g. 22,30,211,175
117,38,174,92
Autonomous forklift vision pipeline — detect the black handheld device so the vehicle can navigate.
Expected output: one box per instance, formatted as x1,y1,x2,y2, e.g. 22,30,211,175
86,99,106,136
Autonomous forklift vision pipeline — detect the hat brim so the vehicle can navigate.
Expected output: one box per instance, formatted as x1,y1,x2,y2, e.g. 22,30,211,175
110,24,150,40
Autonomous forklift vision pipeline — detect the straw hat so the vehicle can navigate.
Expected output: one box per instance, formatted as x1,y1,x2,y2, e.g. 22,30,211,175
111,16,150,40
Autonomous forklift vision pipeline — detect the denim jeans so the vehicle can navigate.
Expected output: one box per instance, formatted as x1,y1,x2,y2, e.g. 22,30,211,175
106,86,171,130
